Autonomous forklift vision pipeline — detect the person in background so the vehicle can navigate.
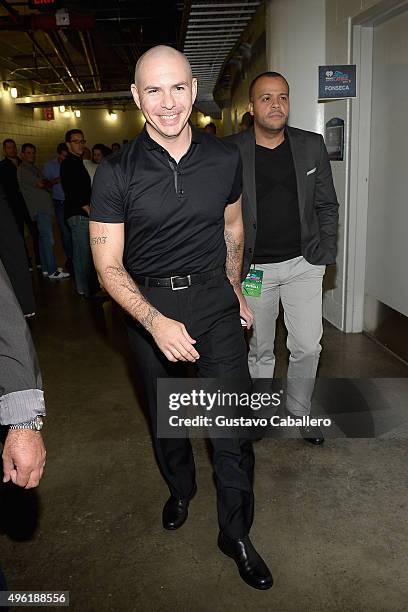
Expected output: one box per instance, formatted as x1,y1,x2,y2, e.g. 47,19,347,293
84,144,112,184
17,143,70,281
0,138,41,269
111,142,121,154
60,129,99,297
0,184,35,316
92,144,112,165
43,143,73,270
240,111,254,131
0,257,46,485
227,72,339,444
82,145,98,184
204,122,217,135
0,257,47,593
82,146,92,160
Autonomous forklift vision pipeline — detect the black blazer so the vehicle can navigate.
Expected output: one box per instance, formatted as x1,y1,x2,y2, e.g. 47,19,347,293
226,126,339,279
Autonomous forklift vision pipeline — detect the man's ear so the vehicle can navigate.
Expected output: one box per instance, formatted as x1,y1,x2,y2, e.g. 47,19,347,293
131,84,141,110
249,101,254,116
191,78,198,105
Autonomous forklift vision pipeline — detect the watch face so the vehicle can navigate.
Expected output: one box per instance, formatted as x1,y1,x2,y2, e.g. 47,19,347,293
34,416,44,431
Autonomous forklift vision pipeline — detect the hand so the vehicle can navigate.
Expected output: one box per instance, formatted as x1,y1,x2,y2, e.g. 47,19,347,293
234,287,254,330
82,205,91,215
2,429,46,489
151,315,200,363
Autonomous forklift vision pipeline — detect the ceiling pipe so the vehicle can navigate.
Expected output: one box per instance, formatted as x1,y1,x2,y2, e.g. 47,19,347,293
44,31,83,93
1,0,72,94
0,55,44,85
78,30,98,91
86,30,101,91
25,32,73,93
55,31,85,93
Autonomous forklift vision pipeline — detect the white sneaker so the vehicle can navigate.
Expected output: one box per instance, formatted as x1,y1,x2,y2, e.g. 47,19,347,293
49,270,70,280
42,271,49,277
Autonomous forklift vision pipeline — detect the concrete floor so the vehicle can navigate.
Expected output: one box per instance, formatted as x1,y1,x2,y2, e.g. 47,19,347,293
1,274,408,611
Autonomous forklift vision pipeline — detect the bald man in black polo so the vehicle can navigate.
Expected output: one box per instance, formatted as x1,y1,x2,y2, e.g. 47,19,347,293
90,46,272,590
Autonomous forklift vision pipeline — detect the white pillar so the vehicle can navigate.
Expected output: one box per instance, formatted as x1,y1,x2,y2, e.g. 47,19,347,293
265,0,326,134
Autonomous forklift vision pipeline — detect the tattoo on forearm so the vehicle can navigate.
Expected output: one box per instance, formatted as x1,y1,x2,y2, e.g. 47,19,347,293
91,236,107,245
104,264,160,331
140,307,160,330
224,229,243,289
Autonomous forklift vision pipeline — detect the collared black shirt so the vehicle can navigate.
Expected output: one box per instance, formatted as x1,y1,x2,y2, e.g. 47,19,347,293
90,126,242,277
60,152,92,220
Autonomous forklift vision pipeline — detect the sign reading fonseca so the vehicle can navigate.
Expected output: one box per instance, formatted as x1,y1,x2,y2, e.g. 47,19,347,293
319,65,356,99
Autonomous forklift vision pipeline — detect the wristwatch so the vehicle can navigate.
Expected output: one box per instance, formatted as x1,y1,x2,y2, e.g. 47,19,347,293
9,415,44,431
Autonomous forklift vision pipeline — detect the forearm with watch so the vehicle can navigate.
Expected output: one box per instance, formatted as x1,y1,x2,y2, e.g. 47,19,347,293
1,259,46,487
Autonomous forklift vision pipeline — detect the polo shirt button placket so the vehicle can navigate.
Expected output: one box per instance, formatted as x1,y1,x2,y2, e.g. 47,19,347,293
177,170,184,198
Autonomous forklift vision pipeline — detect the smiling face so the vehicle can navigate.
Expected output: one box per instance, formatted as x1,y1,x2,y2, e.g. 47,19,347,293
131,47,197,144
249,75,289,135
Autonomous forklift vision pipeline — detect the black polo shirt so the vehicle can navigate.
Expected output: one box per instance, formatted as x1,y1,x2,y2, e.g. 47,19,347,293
90,126,242,277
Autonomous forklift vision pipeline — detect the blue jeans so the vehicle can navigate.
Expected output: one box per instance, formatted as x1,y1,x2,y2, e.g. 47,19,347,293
35,212,57,275
67,215,98,296
54,199,73,260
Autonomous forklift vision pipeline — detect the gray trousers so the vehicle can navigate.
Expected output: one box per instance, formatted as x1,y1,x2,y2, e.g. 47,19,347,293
246,256,326,415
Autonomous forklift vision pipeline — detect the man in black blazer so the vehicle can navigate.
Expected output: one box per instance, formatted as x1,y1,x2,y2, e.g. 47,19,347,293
227,72,338,441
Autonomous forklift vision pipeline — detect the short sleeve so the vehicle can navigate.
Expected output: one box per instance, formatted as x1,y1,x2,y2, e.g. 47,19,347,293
226,149,243,204
90,160,125,223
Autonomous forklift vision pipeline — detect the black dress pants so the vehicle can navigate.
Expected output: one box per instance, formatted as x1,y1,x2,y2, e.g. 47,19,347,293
126,273,255,538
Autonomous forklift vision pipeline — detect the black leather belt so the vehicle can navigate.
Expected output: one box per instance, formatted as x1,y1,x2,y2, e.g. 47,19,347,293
133,267,224,290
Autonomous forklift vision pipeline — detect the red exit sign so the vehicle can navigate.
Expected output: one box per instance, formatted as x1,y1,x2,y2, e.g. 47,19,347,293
29,0,59,8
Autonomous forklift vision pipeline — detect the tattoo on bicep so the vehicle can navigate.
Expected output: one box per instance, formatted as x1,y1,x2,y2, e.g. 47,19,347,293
91,236,107,245
224,230,242,288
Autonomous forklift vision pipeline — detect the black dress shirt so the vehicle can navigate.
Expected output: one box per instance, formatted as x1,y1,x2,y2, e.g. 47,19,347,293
90,126,242,277
60,152,92,220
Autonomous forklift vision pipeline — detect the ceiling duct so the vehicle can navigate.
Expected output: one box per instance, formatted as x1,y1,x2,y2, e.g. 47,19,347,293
183,0,261,118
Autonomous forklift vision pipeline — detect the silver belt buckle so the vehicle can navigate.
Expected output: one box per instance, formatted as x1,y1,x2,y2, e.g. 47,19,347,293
170,275,191,290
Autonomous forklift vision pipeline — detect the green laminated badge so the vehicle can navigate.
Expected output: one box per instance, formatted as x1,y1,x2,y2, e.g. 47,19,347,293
242,268,263,297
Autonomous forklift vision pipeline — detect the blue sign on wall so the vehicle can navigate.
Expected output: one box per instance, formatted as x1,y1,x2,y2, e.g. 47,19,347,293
319,65,356,99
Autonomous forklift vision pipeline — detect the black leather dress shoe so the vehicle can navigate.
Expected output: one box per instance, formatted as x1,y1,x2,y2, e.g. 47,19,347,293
300,425,325,445
218,533,273,590
162,486,196,530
